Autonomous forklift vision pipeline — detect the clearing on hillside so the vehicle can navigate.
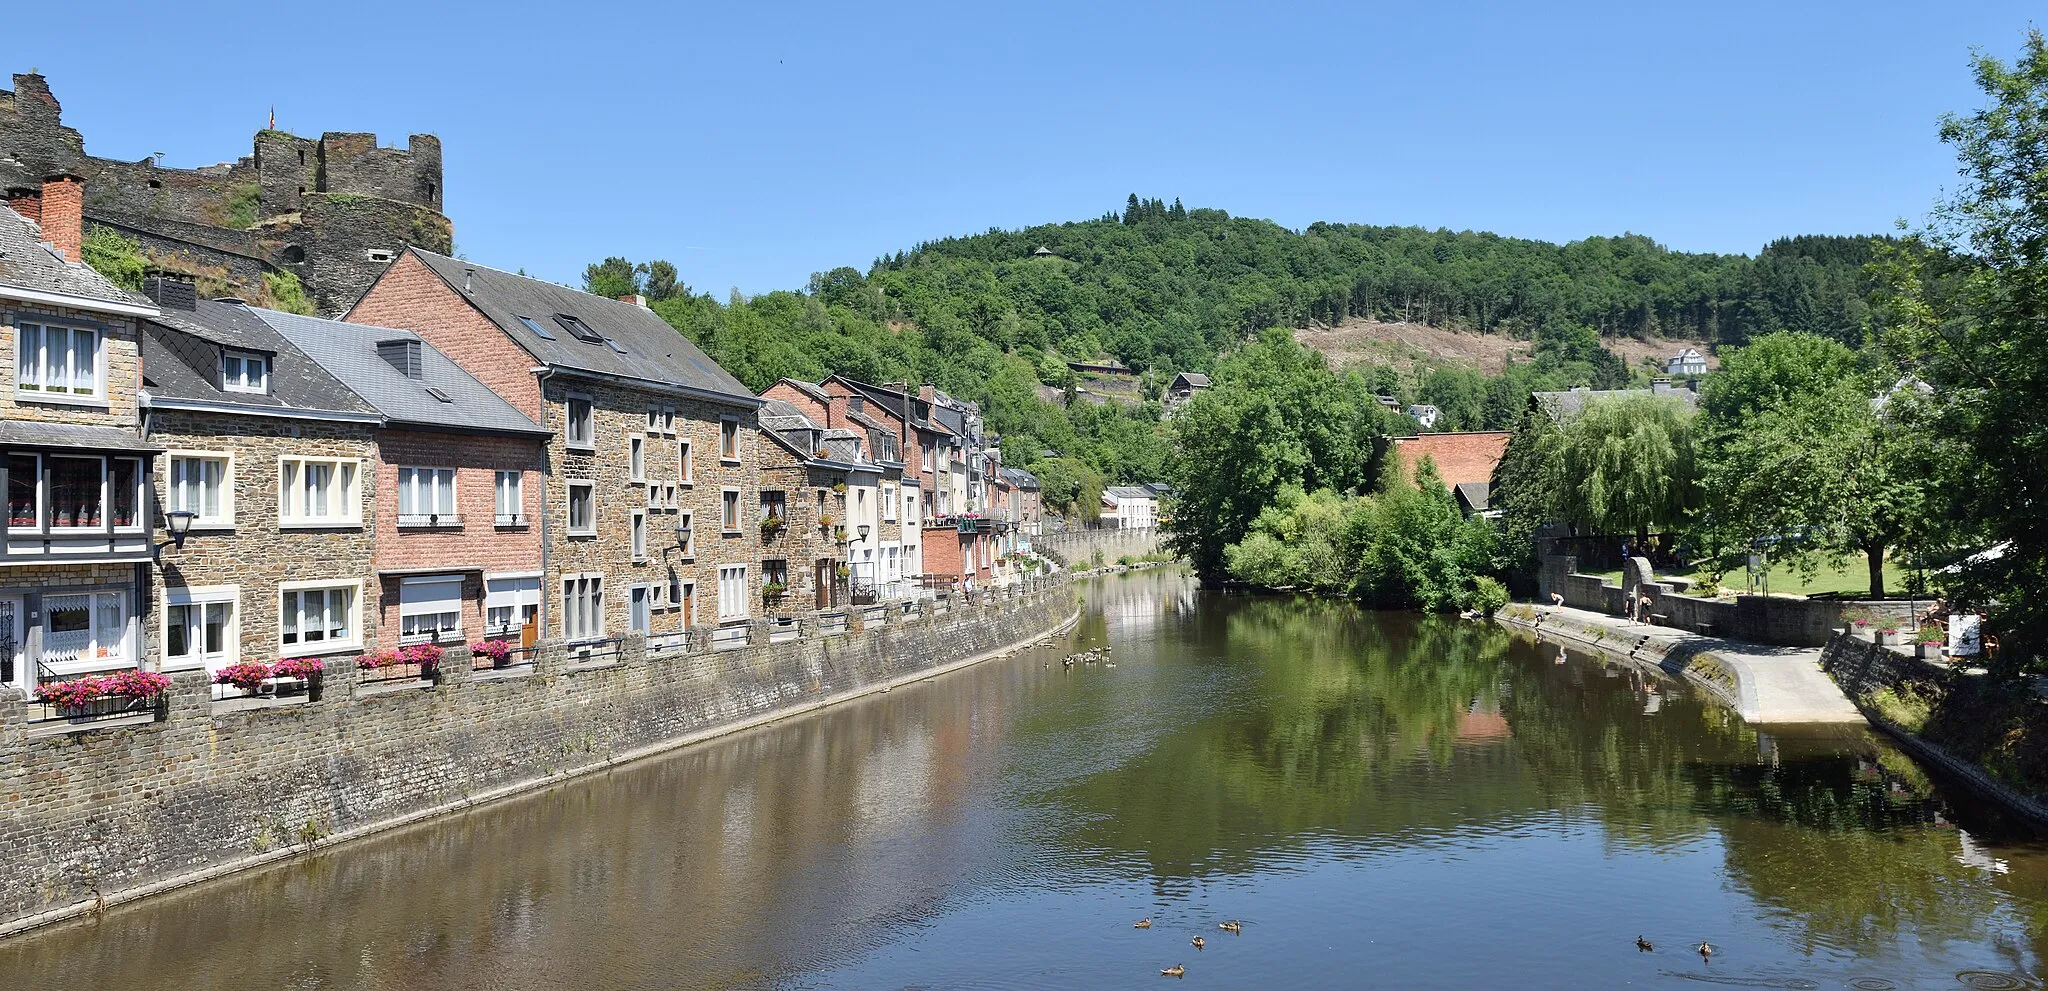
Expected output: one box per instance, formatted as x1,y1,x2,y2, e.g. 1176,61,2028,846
1294,318,1717,376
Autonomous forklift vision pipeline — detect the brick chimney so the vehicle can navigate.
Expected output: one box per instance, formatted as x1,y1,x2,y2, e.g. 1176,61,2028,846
40,174,84,263
618,294,649,308
4,187,40,225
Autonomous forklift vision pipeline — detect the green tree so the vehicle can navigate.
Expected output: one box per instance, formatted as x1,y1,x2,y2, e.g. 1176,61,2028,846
638,259,685,301
1539,393,1700,544
583,256,640,299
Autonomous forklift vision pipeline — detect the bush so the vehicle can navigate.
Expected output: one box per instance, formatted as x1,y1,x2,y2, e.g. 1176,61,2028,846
1468,577,1509,615
1868,685,1932,733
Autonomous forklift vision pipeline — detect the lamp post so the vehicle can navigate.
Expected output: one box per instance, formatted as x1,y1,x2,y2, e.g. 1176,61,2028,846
673,520,693,555
163,509,197,549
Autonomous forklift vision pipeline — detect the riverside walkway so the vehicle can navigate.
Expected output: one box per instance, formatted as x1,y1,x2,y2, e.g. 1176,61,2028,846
1498,603,1865,725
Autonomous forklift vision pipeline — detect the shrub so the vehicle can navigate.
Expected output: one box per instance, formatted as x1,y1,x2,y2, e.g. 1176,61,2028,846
1868,686,1932,733
1468,576,1510,616
1916,625,1946,644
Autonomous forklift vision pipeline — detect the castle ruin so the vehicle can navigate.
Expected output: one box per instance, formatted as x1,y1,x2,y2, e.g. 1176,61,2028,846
0,71,453,315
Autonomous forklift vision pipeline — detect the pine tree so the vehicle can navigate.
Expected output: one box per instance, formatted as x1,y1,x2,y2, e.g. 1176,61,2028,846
1124,194,1142,225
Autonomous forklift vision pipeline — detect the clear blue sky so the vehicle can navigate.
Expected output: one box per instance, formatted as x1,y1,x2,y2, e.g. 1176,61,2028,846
8,1,2038,294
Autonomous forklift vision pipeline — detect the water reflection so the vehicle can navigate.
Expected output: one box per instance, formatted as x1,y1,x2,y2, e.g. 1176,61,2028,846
3,569,2046,990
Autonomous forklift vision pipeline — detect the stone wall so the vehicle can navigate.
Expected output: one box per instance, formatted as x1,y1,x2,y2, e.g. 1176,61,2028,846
1038,526,1166,568
0,583,1076,936
1536,554,1916,648
1819,631,1949,699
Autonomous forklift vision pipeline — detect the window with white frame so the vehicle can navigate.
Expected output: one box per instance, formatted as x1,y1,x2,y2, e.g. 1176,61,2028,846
562,573,604,641
221,349,270,394
396,467,456,522
565,395,595,449
678,440,694,484
280,582,358,649
676,511,694,557
168,453,231,527
15,320,103,400
721,488,741,532
719,417,740,462
717,565,748,620
906,489,919,527
883,483,897,521
628,585,651,634
398,575,463,642
567,480,595,536
922,445,934,472
41,590,132,671
630,509,647,560
484,575,541,636
629,435,645,482
279,457,360,526
164,586,235,671
495,470,523,524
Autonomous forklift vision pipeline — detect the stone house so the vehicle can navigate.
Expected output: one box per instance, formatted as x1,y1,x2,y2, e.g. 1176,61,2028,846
1163,370,1209,416
259,309,549,652
756,396,868,612
1,178,163,698
137,286,383,678
346,248,764,648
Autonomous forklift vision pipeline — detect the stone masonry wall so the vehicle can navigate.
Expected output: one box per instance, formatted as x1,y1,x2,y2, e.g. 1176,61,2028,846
0,583,1076,935
1537,554,1918,648
0,302,141,428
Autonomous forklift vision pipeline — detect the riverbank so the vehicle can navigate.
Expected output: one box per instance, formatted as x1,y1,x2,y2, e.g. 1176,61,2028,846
1497,602,1864,724
0,585,1080,940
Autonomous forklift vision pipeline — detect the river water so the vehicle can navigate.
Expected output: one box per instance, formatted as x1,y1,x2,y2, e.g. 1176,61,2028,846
6,569,2048,990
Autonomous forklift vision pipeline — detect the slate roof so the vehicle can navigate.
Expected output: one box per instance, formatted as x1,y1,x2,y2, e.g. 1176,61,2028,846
0,205,151,309
142,299,374,415
1532,385,1699,423
1455,481,1492,513
256,308,548,436
1000,467,1041,490
1170,372,1211,390
819,428,877,470
827,376,952,436
399,248,753,403
0,420,160,453
1105,485,1156,501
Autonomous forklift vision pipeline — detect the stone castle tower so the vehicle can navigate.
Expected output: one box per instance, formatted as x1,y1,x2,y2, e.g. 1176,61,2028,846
0,72,453,315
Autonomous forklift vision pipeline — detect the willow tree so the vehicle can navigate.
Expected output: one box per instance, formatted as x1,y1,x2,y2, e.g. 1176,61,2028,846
1538,393,1701,545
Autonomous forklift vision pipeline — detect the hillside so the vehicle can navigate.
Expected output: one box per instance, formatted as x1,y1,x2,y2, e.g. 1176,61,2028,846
1294,318,1716,377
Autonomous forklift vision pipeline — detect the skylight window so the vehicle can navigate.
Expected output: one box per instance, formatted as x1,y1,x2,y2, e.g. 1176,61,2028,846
515,314,557,341
425,386,453,403
553,313,604,343
601,336,629,355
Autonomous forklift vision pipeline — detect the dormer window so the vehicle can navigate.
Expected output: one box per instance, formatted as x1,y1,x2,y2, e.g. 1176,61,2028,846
222,350,270,394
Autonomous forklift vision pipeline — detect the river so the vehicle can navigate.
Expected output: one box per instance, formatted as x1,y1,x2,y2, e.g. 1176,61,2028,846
4,568,2047,989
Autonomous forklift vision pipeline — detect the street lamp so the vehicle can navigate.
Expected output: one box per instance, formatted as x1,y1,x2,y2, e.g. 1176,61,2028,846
857,524,871,542
673,520,693,554
163,509,197,549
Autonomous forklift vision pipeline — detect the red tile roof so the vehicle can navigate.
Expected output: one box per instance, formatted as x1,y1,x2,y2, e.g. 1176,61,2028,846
1391,431,1512,489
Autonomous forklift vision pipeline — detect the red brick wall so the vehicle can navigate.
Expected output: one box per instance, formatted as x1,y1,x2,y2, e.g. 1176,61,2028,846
40,176,82,262
346,252,547,424
5,190,40,226
1391,431,1513,489
763,381,829,423
372,428,547,648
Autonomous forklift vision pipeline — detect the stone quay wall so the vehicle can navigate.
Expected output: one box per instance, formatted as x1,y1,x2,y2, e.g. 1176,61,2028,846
1037,526,1166,568
1538,554,1916,648
0,582,1079,937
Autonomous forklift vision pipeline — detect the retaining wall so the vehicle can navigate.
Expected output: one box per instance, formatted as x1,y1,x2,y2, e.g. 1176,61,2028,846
1037,527,1166,568
1538,554,1915,647
0,586,1077,936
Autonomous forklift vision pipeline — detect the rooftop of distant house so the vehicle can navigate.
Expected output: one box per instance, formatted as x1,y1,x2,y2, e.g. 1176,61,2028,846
1532,380,1699,423
1391,431,1513,490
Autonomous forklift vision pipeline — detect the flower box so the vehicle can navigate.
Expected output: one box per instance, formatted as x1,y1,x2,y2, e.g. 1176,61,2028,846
36,670,171,719
1875,628,1900,646
469,639,514,669
1916,642,1943,660
762,581,788,599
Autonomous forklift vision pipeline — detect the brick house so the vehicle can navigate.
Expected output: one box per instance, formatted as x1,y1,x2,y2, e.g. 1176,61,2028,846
347,249,764,647
766,377,923,598
138,286,383,679
756,396,885,612
260,309,549,651
1,178,163,699
1389,430,1512,515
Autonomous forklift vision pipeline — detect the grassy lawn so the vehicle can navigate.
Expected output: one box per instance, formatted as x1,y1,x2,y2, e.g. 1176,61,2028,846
1588,556,1915,599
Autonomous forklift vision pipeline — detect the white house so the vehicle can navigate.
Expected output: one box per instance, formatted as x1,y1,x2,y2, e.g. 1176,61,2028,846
1666,348,1709,376
1102,486,1159,529
1405,404,1442,429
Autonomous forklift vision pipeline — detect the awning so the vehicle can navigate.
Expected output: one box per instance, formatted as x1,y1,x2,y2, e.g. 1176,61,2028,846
0,420,163,453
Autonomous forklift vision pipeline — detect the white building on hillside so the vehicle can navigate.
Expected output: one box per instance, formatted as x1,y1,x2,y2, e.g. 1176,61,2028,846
1102,485,1159,529
1667,347,1709,376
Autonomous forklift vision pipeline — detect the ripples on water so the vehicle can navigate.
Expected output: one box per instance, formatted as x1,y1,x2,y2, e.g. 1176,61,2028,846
4,570,2048,990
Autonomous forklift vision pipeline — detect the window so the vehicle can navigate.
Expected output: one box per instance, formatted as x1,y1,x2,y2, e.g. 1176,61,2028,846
398,576,463,643
719,417,740,462
169,453,231,526
906,489,919,527
647,406,660,432
495,470,523,524
629,435,645,482
763,558,788,588
677,511,694,557
396,467,456,522
718,565,748,620
661,405,676,435
562,573,604,641
721,488,741,532
7,453,37,529
221,350,269,394
567,481,596,536
42,590,132,670
485,575,541,635
678,440,694,484
628,585,651,635
554,313,603,343
565,396,594,449
760,489,786,523
279,457,360,526
883,483,898,521
15,320,103,399
365,248,396,263
164,586,235,672
49,456,103,528
922,445,934,472
630,509,647,561
515,314,558,341
109,457,138,528
280,582,357,649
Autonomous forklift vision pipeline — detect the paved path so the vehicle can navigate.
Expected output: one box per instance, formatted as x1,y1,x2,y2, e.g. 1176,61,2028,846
1501,604,1865,725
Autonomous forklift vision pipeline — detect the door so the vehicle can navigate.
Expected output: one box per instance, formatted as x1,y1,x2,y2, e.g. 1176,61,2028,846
815,559,832,609
0,597,22,697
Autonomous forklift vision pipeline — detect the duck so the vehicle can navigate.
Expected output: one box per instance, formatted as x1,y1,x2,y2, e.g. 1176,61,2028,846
1133,918,1152,929
1218,920,1242,933
1191,936,1206,949
1695,942,1713,961
1160,965,1184,978
1635,936,1653,952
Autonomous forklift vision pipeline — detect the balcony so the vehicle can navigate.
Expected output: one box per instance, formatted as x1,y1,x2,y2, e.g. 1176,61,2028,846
397,513,464,530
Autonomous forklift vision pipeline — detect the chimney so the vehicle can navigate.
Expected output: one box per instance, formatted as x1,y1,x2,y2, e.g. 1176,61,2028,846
919,383,936,403
40,173,84,263
4,187,39,225
1650,377,1674,394
618,294,649,308
143,275,199,311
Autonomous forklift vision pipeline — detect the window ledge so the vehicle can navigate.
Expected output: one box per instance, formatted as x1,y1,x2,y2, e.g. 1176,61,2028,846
493,515,530,529
13,392,110,409
566,443,597,454
275,642,363,658
567,529,598,540
280,521,363,530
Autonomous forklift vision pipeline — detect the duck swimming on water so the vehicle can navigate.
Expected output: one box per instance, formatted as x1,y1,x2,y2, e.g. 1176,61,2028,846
1191,936,1205,949
1635,936,1653,952
1133,918,1152,929
1160,965,1184,977
1218,920,1242,933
